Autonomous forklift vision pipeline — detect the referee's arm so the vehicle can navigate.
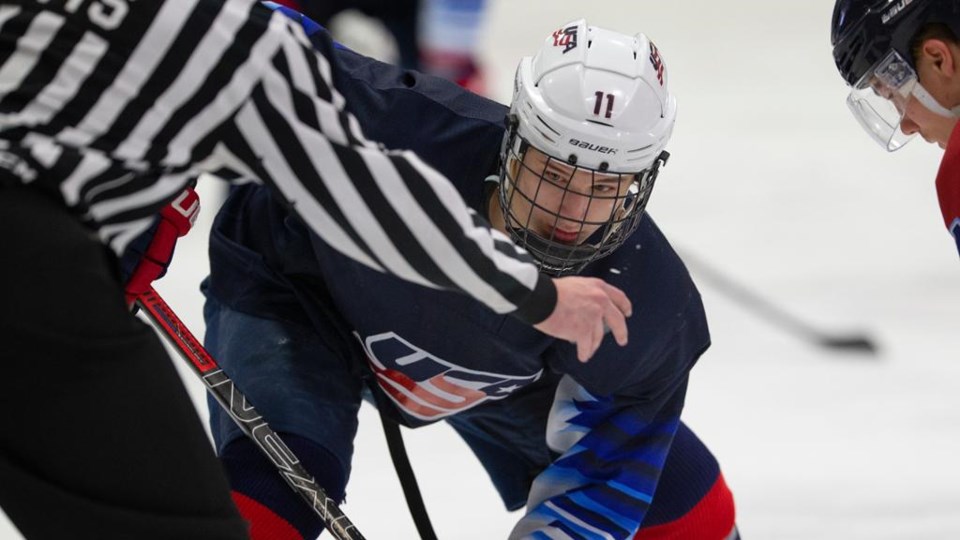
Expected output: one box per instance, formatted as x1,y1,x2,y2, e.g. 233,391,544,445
220,10,556,322
215,7,630,358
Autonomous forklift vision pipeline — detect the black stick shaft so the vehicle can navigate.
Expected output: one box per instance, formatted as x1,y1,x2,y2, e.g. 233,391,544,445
681,252,878,354
137,287,366,540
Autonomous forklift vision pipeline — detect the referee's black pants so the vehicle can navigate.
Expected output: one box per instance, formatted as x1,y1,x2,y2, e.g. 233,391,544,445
0,186,248,539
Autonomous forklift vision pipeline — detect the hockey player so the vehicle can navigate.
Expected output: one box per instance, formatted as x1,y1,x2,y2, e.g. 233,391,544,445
203,18,739,539
0,3,630,538
832,1,960,255
417,0,489,92
272,0,489,92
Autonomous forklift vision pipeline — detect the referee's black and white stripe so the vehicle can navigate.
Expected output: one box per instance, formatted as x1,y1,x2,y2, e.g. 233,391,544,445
0,0,555,322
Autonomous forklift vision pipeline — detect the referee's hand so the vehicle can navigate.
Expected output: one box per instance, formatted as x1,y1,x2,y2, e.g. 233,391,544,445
534,277,632,362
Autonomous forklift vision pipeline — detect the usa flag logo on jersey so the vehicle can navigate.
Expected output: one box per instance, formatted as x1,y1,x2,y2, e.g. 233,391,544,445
357,331,542,421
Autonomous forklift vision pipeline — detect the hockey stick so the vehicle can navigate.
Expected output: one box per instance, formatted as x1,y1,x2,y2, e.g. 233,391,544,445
136,287,367,540
680,251,879,355
374,399,438,540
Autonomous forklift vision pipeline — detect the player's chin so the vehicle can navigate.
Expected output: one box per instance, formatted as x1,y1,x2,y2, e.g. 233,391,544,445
920,131,949,149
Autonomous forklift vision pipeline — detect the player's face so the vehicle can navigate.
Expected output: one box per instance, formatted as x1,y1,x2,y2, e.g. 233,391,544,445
900,40,960,148
509,147,631,245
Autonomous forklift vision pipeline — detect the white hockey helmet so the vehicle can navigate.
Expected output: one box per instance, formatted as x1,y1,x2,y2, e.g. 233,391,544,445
498,19,676,275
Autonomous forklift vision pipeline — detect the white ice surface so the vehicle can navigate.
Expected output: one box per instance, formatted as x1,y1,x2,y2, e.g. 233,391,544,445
4,1,960,538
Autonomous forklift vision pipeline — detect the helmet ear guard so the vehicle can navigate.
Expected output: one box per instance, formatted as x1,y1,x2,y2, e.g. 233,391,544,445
494,21,676,275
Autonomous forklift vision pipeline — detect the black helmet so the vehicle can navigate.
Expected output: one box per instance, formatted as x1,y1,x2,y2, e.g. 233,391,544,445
832,0,960,86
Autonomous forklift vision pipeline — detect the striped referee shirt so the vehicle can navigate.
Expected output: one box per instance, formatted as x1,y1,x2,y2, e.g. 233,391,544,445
0,0,555,323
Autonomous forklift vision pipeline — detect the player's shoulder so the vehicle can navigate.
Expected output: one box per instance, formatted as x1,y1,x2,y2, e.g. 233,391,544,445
556,215,708,396
585,213,698,307
330,47,505,189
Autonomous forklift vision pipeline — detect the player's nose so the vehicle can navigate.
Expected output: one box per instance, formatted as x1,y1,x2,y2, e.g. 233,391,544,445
558,188,591,221
900,116,920,136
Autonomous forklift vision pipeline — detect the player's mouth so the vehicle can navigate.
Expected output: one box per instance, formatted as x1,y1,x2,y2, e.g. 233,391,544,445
546,228,580,244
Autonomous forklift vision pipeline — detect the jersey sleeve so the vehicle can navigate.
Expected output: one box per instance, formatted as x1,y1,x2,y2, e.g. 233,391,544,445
511,234,711,538
509,373,686,540
216,5,556,324
936,120,960,259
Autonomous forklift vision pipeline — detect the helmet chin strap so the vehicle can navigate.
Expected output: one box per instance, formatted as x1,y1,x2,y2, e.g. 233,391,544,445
912,82,960,118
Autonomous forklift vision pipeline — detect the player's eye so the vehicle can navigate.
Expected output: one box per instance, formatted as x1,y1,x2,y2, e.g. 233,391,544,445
543,170,564,183
593,184,618,195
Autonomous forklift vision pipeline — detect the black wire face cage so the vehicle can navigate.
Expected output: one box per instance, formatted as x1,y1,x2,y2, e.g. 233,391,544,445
497,132,668,276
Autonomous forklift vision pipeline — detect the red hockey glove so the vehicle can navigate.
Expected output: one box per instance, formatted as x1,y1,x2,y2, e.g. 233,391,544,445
124,187,200,308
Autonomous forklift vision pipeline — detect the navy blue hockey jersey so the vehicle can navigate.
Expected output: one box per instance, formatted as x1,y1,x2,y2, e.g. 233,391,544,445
206,43,711,539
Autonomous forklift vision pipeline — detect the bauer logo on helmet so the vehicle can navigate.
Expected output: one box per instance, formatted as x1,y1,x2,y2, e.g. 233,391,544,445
882,0,916,25
568,139,618,155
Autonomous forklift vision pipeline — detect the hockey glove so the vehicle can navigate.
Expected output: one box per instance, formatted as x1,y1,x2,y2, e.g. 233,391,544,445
122,187,200,308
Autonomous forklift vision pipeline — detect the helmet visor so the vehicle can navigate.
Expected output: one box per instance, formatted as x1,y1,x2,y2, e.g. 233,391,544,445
846,50,918,151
